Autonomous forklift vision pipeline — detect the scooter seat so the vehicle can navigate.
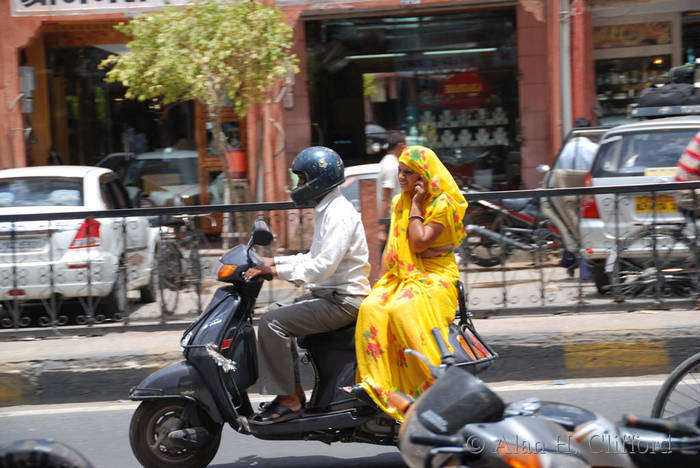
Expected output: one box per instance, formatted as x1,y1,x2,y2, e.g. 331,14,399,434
297,323,356,351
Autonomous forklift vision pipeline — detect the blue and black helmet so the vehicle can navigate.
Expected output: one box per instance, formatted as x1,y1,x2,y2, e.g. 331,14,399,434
290,146,344,206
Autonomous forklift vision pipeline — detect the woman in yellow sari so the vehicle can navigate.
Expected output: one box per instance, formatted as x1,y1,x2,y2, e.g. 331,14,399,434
355,145,468,422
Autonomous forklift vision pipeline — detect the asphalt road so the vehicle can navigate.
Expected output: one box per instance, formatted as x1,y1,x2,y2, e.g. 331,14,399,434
0,376,665,468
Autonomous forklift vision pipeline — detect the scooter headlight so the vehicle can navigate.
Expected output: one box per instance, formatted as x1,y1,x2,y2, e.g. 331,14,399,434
498,444,589,468
180,331,193,349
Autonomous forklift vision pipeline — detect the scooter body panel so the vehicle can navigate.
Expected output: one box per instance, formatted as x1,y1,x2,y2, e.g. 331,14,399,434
298,324,358,410
183,285,258,422
129,360,224,424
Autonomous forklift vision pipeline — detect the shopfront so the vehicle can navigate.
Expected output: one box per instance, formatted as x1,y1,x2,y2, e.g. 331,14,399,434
41,22,197,167
591,2,700,126
305,8,521,190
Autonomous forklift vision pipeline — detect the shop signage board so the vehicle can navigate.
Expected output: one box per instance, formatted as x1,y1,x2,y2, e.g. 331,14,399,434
594,22,672,49
12,0,400,15
10,0,188,17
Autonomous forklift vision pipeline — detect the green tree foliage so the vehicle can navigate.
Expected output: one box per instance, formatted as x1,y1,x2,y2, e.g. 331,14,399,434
101,0,298,120
101,0,298,245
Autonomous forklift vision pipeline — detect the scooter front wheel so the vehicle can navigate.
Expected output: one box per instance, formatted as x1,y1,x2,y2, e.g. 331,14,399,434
129,399,222,468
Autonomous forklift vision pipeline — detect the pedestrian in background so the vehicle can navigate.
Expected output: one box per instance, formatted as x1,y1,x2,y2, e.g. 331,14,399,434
675,130,700,212
377,131,406,247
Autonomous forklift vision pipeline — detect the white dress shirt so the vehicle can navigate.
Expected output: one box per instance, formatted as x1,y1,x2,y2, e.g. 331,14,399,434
274,187,371,297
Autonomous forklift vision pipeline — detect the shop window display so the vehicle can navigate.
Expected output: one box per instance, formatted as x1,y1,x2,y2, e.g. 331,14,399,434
595,55,670,126
306,9,521,190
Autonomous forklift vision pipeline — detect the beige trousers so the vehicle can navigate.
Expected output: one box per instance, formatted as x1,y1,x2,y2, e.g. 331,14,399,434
256,289,363,395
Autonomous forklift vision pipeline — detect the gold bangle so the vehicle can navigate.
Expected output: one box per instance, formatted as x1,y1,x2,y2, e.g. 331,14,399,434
408,215,424,222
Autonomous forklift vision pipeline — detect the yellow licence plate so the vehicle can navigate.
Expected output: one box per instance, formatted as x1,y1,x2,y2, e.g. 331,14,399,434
635,195,677,213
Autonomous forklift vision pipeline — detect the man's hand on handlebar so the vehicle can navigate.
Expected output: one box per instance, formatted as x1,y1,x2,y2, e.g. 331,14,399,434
243,257,276,281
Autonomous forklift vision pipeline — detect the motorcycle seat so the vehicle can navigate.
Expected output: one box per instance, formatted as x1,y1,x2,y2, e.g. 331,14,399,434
297,323,356,351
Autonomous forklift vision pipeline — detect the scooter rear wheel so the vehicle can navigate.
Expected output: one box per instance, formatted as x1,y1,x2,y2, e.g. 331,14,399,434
129,399,222,468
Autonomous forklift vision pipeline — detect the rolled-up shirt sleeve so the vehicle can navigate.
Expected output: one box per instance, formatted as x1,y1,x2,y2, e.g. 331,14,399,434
274,213,351,285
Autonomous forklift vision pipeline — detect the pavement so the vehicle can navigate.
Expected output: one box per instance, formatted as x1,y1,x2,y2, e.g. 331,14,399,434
1,277,700,407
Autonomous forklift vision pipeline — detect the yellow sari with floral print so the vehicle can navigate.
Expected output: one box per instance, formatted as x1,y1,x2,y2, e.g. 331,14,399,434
355,146,468,421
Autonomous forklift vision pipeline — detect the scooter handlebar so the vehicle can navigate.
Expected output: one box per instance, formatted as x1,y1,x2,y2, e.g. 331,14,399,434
410,433,461,447
622,414,700,437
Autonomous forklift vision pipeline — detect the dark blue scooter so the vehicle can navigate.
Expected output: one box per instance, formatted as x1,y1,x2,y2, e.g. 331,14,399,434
127,217,398,468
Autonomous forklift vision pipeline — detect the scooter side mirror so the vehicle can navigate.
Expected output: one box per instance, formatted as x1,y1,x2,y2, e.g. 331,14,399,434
250,216,273,246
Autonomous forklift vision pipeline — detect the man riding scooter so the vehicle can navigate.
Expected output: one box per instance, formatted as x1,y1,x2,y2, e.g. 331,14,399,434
244,146,371,423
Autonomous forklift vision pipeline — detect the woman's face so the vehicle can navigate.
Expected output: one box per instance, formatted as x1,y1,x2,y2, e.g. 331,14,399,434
397,162,423,194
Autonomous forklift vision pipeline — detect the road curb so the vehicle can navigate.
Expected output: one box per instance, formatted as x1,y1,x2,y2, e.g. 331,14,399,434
2,329,699,407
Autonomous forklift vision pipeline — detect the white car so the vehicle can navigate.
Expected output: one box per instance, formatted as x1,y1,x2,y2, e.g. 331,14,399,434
0,166,159,321
341,163,381,213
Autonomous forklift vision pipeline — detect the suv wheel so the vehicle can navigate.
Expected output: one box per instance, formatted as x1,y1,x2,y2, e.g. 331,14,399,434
591,260,610,295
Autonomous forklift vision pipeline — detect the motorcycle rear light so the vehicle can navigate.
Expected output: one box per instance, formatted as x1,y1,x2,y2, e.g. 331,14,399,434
580,174,600,219
217,264,237,279
69,218,101,249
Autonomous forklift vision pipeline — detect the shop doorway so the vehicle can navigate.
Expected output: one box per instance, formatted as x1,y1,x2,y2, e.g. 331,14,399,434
45,44,195,167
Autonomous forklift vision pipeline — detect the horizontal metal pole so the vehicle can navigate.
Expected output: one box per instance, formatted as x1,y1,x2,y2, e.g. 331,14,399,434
462,180,700,201
0,201,312,223
1,180,700,223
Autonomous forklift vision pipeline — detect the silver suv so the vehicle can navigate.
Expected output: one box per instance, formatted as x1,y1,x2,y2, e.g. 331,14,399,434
579,116,700,294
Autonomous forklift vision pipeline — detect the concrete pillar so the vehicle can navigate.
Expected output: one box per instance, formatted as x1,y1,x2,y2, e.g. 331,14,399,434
547,0,563,160
0,15,42,169
359,178,380,285
571,0,596,124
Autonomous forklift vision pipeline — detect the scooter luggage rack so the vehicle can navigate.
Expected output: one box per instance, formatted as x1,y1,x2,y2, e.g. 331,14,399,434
451,282,499,374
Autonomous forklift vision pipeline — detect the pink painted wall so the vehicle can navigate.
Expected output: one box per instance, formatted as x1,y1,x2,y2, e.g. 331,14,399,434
517,3,552,189
0,13,42,169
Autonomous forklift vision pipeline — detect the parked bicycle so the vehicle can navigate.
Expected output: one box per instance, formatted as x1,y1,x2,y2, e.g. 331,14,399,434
600,212,700,300
652,351,700,422
154,214,215,316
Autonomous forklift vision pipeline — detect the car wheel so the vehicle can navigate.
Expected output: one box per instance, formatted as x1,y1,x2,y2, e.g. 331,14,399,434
590,260,610,295
102,261,127,319
140,261,157,304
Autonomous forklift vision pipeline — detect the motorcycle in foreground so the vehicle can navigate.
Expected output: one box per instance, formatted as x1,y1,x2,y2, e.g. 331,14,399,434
127,217,494,468
395,330,700,468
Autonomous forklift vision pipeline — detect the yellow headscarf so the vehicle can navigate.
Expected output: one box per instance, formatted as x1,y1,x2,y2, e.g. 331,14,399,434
399,145,467,242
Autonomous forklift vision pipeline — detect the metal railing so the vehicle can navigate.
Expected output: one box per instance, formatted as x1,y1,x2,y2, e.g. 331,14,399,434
459,180,700,316
2,180,700,331
0,201,312,330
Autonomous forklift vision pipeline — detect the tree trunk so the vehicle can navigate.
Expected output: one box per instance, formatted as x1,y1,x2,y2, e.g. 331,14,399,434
208,104,236,249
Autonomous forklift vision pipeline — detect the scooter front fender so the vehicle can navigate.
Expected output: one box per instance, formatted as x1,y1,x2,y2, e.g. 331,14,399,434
129,360,223,424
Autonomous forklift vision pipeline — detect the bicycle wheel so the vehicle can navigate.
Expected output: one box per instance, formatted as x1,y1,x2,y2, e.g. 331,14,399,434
612,228,699,299
651,351,700,419
186,246,204,314
157,242,182,316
